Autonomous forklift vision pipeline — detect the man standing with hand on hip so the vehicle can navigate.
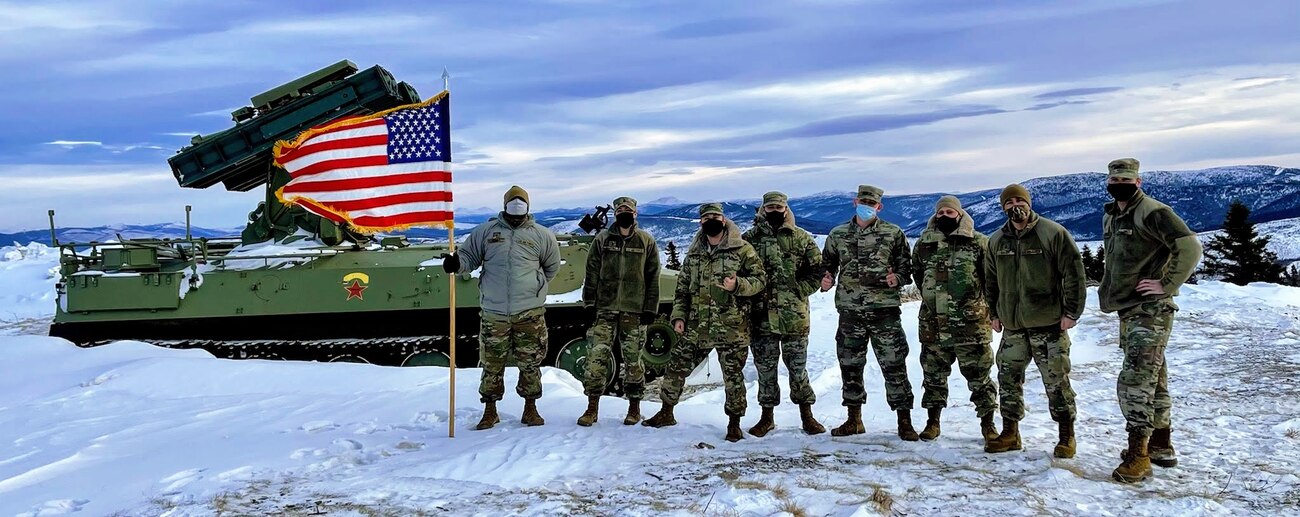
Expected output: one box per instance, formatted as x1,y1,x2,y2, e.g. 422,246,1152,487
1099,158,1202,484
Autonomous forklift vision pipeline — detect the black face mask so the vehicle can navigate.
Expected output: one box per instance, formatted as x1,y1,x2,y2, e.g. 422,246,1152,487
615,212,635,228
935,216,960,235
764,210,786,227
702,219,725,237
1107,183,1138,202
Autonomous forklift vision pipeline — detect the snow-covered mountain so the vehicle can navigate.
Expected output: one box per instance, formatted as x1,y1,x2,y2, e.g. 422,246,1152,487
9,165,1297,256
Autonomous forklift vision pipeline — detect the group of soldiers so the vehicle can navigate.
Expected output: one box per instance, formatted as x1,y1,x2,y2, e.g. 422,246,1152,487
440,158,1202,484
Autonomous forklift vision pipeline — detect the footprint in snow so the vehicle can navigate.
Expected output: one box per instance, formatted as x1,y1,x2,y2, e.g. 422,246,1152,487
300,420,338,432
19,498,89,517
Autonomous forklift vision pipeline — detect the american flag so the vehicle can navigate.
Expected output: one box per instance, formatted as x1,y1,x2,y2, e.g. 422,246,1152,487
272,91,452,232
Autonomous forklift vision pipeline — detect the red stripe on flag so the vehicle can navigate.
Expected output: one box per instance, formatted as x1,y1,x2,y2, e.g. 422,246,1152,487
320,191,453,211
289,155,390,178
352,211,454,228
277,134,390,164
282,171,452,194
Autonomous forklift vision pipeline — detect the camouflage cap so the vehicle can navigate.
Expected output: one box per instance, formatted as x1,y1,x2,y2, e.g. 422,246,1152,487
504,185,529,205
1108,158,1140,180
612,196,637,212
762,191,788,207
1000,184,1031,208
935,195,962,212
857,185,884,203
698,202,724,217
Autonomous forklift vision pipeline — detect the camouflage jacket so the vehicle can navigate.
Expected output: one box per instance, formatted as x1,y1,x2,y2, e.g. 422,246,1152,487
822,216,913,311
985,212,1086,331
582,223,661,315
912,210,991,343
742,209,822,336
672,220,767,348
1099,191,1202,313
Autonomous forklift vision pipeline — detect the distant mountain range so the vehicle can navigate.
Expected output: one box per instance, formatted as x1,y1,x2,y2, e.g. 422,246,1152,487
8,165,1298,259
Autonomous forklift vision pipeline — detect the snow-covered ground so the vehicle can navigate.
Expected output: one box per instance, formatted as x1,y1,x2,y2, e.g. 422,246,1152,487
2,242,1299,516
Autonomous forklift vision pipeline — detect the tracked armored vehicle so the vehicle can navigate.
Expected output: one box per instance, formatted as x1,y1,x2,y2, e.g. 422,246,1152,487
46,61,680,389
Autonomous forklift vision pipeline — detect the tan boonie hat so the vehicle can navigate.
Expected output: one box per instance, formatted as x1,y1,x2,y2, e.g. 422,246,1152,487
504,185,529,205
612,196,637,212
1000,184,1031,208
935,195,961,212
762,191,788,207
698,202,724,217
1108,158,1140,180
857,185,884,203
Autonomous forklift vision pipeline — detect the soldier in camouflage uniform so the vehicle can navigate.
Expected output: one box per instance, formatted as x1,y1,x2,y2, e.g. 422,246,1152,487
983,184,1086,457
577,196,661,427
821,185,919,441
912,195,999,444
742,191,826,437
442,185,561,430
1099,158,1203,483
643,202,767,442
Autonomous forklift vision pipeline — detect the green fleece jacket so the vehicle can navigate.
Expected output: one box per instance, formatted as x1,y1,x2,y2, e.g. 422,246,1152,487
985,212,1086,331
1099,191,1203,313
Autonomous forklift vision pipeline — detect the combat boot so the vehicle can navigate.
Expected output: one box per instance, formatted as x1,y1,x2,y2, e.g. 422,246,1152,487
521,398,545,427
980,414,998,443
799,404,825,435
623,399,642,426
919,408,942,441
1119,427,1177,468
831,405,864,436
748,407,776,437
642,403,677,428
1053,419,1076,459
725,414,745,442
576,395,600,427
1148,427,1177,467
475,402,500,431
1112,431,1152,483
984,419,1022,453
897,410,920,441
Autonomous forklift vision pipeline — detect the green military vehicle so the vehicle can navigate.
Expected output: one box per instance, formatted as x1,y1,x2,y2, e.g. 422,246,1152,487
46,60,680,391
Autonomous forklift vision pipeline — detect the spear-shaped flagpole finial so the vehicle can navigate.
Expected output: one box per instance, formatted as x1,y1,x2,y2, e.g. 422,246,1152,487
442,67,450,92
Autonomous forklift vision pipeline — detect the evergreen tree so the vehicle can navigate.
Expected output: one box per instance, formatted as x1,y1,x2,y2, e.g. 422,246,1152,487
664,241,682,270
1200,200,1284,285
1081,245,1104,282
1282,264,1300,287
1091,245,1107,283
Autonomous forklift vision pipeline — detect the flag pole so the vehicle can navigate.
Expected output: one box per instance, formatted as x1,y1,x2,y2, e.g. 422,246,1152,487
443,68,456,439
448,223,457,438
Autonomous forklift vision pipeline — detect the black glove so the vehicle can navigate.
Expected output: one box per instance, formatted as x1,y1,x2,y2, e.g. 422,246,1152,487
440,252,460,274
640,312,657,325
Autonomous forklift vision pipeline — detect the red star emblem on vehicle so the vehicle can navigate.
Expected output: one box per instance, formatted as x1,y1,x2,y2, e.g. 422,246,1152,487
344,279,368,300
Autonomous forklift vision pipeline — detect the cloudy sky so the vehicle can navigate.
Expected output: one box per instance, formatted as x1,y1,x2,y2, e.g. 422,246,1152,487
3,0,1299,231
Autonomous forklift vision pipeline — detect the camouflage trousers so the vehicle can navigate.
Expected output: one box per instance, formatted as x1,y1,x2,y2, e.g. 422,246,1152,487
996,325,1077,423
920,335,998,418
584,310,647,399
478,307,548,404
836,307,914,410
1117,299,1176,436
657,341,750,417
752,333,815,407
